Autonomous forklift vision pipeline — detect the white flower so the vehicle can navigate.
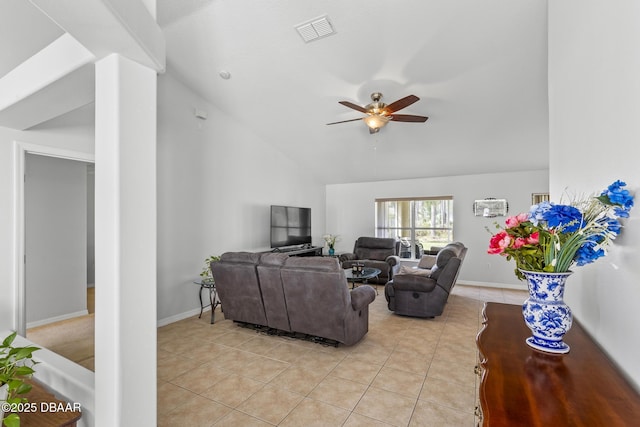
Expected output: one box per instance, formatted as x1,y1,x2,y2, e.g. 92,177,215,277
323,234,338,246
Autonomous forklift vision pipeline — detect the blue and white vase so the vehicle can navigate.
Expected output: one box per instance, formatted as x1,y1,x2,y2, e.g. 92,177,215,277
328,247,335,256
521,270,573,354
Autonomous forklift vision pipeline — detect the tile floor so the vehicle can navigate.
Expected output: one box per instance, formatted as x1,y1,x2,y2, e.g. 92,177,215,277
157,284,527,426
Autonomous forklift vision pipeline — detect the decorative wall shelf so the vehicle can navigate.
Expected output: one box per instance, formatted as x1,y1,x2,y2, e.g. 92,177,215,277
473,198,508,217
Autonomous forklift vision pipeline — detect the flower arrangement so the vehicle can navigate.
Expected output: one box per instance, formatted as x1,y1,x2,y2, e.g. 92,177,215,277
323,234,338,249
487,180,634,280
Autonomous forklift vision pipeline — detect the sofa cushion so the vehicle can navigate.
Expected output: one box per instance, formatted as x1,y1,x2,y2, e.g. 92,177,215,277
417,255,437,269
284,256,340,271
356,236,396,249
260,252,289,266
391,275,438,292
220,251,262,264
398,265,431,276
355,248,393,261
354,237,397,261
429,246,458,280
435,248,457,267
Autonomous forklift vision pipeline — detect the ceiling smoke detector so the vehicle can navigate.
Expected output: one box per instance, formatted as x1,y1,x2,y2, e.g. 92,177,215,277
295,15,335,43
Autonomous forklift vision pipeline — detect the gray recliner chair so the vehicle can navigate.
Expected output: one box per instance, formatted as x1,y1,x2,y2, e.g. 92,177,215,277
339,237,401,284
280,256,376,346
384,242,467,318
210,252,268,326
256,253,292,332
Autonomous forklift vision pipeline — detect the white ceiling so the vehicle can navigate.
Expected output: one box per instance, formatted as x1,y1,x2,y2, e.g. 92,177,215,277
1,0,549,185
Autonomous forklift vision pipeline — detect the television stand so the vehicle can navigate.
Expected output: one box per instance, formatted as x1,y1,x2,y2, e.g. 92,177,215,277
269,246,323,257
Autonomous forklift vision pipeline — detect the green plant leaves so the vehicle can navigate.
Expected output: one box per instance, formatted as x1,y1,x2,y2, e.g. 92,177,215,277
1,331,40,427
3,413,20,427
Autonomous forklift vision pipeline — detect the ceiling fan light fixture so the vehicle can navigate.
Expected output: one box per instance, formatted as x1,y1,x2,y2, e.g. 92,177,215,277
363,114,389,131
327,92,428,132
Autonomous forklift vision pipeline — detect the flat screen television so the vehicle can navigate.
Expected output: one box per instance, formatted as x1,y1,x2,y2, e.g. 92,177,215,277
270,205,312,248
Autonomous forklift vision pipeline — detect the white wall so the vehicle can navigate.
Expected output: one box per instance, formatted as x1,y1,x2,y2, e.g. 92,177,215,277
326,170,548,288
0,70,328,329
0,124,93,331
25,153,88,326
156,72,326,324
549,0,640,390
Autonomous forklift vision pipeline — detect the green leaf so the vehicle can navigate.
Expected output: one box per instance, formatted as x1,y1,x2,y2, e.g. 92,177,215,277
14,382,32,395
595,195,613,206
13,347,38,360
6,379,22,391
14,366,34,376
1,332,16,348
3,413,21,427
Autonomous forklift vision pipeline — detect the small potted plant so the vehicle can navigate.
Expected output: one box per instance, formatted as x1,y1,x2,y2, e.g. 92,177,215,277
1,331,40,427
200,255,220,283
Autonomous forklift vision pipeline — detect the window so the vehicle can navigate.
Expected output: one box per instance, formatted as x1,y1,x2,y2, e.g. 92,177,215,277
375,197,454,259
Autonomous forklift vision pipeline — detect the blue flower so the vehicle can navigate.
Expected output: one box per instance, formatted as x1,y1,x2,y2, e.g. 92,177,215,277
543,204,583,233
615,207,631,218
601,180,634,213
575,240,606,266
529,201,552,226
599,217,622,235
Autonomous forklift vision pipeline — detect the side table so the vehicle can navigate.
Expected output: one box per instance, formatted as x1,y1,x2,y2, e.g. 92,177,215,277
193,279,220,324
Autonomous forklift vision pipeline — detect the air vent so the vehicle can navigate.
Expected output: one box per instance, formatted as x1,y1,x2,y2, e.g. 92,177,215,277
295,15,335,43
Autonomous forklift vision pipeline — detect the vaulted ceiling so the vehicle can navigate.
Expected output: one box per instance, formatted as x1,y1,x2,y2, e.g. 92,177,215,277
0,0,549,184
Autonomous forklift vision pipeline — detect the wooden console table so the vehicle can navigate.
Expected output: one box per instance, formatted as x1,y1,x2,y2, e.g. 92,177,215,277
13,379,82,427
476,302,640,426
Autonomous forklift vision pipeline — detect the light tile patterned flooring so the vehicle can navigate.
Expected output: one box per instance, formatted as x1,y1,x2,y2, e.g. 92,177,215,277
157,284,527,426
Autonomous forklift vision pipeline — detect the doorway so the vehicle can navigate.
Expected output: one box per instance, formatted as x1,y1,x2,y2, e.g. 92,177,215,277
13,142,95,337
24,153,93,327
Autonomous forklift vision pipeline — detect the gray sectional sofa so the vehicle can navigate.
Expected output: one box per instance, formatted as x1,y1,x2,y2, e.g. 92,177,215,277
211,252,376,345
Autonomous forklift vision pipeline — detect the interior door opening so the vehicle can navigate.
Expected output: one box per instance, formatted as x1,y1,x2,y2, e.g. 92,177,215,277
18,148,95,371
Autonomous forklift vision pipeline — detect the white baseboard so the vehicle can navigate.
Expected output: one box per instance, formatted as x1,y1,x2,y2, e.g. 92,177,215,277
457,280,527,291
157,306,209,327
27,309,90,329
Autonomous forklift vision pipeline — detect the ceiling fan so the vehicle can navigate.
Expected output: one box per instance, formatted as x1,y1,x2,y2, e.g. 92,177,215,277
327,92,429,134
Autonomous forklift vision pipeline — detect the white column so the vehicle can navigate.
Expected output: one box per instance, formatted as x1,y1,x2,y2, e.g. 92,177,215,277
94,53,157,426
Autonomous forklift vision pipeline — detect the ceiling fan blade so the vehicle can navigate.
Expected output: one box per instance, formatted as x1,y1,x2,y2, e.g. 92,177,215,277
326,117,364,125
338,101,368,113
389,114,429,123
384,95,420,114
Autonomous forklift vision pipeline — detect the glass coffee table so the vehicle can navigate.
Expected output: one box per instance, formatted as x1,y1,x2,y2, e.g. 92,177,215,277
344,267,381,294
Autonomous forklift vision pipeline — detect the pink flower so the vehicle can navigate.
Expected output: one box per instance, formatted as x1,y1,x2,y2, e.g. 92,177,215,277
527,231,540,245
513,237,526,249
504,216,520,229
488,231,511,254
505,213,530,229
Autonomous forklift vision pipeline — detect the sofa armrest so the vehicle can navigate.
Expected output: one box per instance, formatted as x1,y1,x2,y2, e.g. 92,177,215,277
350,285,376,310
385,255,401,267
391,274,437,293
339,253,356,263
